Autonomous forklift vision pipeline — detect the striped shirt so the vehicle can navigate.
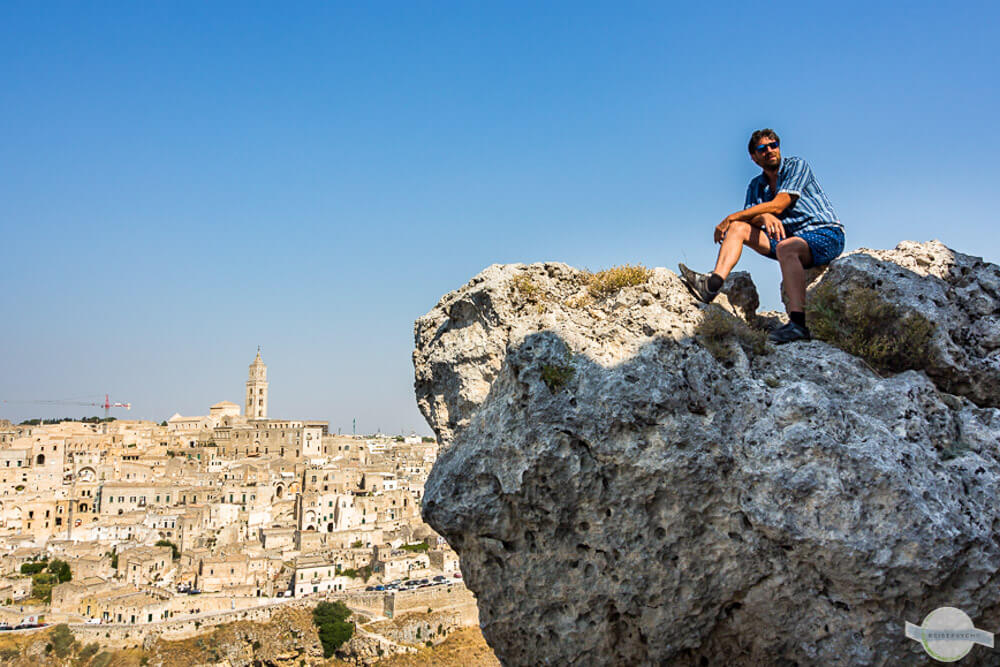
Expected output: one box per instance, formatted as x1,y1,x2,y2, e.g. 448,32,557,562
744,156,843,234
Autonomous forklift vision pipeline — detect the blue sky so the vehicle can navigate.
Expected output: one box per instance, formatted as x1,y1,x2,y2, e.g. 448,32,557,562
1,1,997,432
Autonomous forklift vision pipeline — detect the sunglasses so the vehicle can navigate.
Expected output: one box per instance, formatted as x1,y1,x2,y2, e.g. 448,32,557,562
755,141,780,154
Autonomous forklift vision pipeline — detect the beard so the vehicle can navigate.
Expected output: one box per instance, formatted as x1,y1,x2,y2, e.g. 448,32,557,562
761,153,780,170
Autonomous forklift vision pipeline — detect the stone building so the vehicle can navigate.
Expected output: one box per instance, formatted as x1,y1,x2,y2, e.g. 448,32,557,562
117,545,173,586
0,574,31,601
372,545,431,581
246,348,269,419
291,554,360,597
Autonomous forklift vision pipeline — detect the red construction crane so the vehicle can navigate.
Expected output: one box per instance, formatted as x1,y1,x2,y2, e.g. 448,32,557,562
99,394,132,419
1,394,132,419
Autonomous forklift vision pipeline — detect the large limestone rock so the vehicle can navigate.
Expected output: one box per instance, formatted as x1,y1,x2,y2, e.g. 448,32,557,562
808,240,1000,408
413,243,1000,665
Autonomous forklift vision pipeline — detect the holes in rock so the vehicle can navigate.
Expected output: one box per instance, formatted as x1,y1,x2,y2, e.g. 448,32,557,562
578,521,590,532
722,601,743,617
607,607,621,624
655,527,666,539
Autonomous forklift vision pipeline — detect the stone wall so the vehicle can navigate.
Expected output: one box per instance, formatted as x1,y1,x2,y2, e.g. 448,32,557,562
63,591,391,649
386,583,477,621
68,602,281,649
335,589,385,617
365,608,464,645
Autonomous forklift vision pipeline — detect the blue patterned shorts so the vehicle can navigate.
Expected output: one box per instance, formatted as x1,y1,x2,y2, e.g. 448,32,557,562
768,226,845,268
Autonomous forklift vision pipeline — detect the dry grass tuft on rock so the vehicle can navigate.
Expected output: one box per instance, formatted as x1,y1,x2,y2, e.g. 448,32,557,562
695,306,769,363
806,282,935,375
541,362,575,392
585,264,652,299
511,274,542,301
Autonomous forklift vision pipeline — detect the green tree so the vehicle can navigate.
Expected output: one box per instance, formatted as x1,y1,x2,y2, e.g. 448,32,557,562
155,540,180,560
20,561,48,575
32,572,58,602
49,624,75,657
312,601,354,658
47,559,72,583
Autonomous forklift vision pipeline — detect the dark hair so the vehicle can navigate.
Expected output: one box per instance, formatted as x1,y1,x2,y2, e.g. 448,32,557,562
748,129,780,155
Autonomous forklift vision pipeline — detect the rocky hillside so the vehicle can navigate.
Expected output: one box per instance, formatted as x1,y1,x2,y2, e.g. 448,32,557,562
413,241,1000,665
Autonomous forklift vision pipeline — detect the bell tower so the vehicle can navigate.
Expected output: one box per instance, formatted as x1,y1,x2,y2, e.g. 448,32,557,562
246,347,268,419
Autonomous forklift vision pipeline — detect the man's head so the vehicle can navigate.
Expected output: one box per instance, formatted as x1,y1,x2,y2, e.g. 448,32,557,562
748,128,781,170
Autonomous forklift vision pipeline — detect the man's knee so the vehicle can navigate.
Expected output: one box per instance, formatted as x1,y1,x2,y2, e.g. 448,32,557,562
775,237,808,260
727,220,754,240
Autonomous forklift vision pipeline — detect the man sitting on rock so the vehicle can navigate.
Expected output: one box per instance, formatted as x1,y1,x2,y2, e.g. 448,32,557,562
679,128,846,343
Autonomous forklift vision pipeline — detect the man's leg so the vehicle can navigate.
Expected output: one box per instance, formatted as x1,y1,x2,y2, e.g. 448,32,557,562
679,217,772,304
774,237,812,312
713,219,772,279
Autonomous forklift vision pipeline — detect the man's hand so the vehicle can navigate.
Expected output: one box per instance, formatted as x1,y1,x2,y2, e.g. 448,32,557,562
714,215,734,244
762,216,786,241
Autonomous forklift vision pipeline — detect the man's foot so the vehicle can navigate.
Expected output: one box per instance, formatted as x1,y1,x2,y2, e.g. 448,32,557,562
678,263,720,304
768,321,811,344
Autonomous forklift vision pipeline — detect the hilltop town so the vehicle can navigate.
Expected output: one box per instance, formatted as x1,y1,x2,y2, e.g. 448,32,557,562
0,351,477,658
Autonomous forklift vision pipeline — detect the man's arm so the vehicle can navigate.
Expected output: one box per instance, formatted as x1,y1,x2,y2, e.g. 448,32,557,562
730,192,797,226
714,192,798,243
